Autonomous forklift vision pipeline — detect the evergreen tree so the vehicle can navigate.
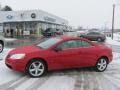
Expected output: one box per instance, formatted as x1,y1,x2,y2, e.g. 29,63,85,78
1,5,12,11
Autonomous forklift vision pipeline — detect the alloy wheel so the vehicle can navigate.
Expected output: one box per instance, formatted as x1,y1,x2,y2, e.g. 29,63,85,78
28,60,45,77
96,58,108,72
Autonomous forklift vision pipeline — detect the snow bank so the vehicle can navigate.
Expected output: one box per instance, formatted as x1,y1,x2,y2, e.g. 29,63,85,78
5,38,17,42
106,37,120,46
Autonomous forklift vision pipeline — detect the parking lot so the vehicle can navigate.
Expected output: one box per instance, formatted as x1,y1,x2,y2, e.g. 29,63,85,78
0,34,120,90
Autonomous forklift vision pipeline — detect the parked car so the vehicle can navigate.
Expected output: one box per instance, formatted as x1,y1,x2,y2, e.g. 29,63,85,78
0,34,4,53
5,36,112,77
79,32,106,42
42,28,63,37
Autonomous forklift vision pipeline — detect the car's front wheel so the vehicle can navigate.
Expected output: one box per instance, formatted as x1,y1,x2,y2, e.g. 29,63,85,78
26,59,47,77
95,58,108,72
0,42,4,53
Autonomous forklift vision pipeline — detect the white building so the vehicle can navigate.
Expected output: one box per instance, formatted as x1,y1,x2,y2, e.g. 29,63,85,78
0,10,68,37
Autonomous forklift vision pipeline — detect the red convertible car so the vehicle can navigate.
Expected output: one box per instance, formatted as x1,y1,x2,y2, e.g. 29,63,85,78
5,36,113,77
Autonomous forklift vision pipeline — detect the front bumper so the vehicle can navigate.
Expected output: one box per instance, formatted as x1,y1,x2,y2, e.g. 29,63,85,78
5,58,26,72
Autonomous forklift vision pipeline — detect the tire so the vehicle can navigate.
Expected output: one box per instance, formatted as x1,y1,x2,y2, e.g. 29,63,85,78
95,58,108,72
26,59,47,78
97,38,102,42
0,42,4,53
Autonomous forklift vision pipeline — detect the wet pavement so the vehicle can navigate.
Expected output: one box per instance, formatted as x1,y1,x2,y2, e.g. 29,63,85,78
4,37,43,48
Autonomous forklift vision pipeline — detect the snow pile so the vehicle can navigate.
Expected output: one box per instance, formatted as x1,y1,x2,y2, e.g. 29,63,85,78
113,33,120,41
5,38,17,42
106,37,120,46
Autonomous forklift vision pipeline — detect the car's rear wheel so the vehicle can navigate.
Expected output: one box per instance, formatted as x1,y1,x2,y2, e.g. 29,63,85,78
97,38,102,42
95,58,108,72
0,42,4,53
26,59,47,77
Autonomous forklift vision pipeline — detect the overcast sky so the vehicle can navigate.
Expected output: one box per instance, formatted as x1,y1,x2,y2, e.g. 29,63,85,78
0,0,120,29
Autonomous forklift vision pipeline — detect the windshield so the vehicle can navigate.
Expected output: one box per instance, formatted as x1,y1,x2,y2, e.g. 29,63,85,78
37,37,61,49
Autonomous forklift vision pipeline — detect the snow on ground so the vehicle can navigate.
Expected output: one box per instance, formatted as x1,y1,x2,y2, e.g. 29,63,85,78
38,76,75,90
113,33,120,41
106,37,120,46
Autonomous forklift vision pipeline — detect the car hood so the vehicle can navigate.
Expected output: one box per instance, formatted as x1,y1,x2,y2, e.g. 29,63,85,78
9,45,42,54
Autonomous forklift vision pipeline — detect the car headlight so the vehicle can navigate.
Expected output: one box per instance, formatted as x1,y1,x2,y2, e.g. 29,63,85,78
9,54,26,59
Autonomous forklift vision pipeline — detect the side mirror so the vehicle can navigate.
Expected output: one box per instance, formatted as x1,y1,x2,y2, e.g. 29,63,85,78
54,47,62,52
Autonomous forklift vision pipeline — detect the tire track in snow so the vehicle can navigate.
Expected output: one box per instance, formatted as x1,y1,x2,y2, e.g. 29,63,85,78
3,76,29,90
74,71,84,90
25,75,51,90
74,69,101,90
103,74,120,90
0,77,20,90
96,72,116,90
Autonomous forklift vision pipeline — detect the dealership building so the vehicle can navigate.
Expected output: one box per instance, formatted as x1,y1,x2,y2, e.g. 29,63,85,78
0,10,68,37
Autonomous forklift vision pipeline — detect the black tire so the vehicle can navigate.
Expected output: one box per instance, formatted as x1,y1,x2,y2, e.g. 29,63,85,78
26,59,47,78
95,57,108,72
0,42,4,53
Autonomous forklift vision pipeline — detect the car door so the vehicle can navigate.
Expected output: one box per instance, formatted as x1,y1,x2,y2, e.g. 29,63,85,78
86,32,96,40
78,40,98,67
48,39,84,69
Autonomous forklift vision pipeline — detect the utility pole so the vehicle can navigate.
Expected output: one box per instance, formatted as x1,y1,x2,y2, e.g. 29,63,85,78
112,4,115,39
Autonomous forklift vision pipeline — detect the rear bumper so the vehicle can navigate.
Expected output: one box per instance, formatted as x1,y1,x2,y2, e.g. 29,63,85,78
108,53,113,63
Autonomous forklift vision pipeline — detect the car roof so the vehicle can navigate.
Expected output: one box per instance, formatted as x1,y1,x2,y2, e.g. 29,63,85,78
57,35,97,46
57,35,88,41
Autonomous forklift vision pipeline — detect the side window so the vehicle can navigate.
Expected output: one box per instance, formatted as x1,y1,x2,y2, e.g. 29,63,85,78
87,32,95,35
81,40,92,47
75,40,82,48
57,41,68,49
57,40,78,49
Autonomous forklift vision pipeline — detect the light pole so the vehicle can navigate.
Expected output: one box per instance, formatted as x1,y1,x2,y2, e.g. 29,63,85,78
112,4,115,39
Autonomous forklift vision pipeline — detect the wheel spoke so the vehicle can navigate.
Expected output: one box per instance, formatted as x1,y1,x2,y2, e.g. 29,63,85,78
38,68,43,72
32,63,37,68
98,63,102,66
101,59,104,63
35,69,38,75
100,66,104,70
103,64,106,67
37,63,42,68
30,68,36,72
103,62,106,65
